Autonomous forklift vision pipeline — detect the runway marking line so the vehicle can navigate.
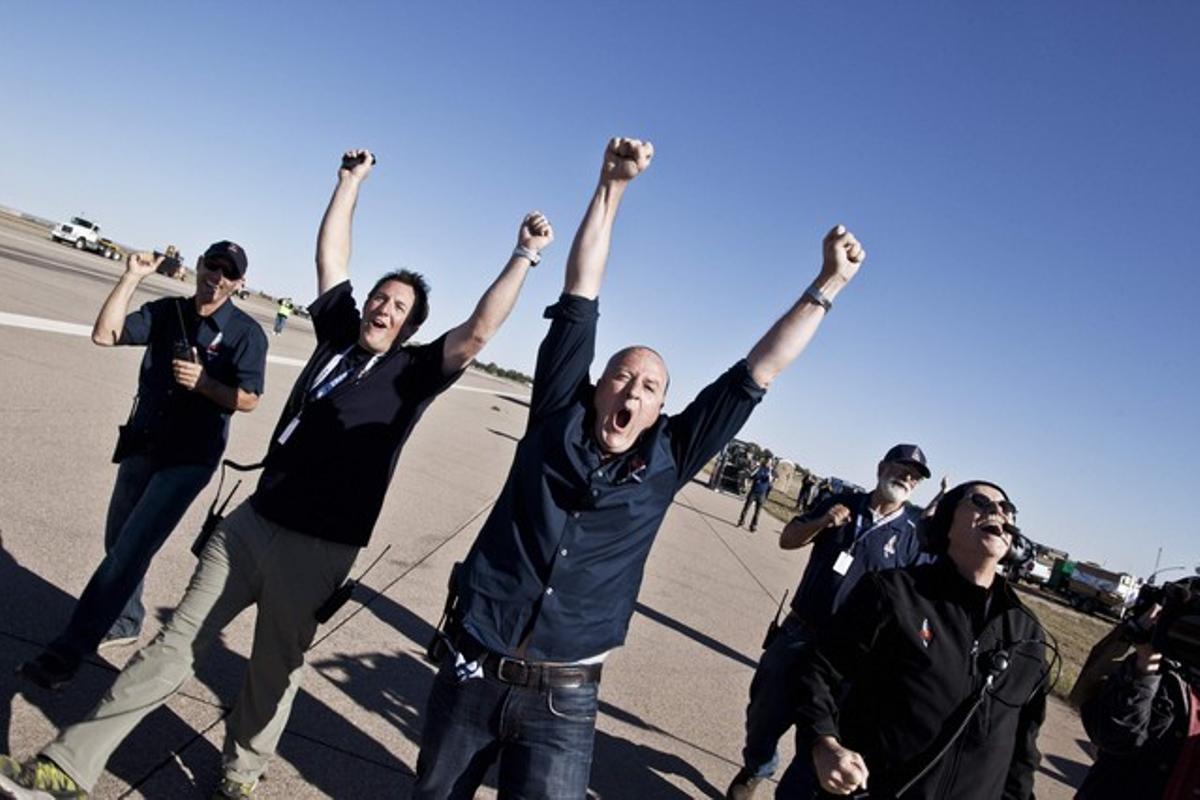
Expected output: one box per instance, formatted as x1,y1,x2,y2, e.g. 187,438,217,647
0,310,531,401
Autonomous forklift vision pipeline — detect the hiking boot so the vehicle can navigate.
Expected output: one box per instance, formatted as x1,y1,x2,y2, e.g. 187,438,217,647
0,755,88,799
212,777,257,799
15,651,78,691
96,632,138,653
725,768,765,800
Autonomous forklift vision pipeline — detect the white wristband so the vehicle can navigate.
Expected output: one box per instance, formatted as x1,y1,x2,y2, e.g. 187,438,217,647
512,245,540,266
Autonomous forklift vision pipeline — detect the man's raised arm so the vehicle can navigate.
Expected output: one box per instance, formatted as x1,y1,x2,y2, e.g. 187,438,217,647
441,212,555,375
563,137,654,299
91,252,164,346
745,225,866,389
316,148,375,296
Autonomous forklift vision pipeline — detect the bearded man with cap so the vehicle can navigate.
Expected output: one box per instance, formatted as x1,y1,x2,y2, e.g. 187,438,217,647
727,443,933,799
16,241,266,692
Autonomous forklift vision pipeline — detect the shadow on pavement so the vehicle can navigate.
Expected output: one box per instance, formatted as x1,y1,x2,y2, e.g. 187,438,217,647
635,602,758,670
1038,752,1092,790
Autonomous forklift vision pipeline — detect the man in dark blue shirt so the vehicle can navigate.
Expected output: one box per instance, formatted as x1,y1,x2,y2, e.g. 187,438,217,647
0,149,555,800
17,241,267,691
738,457,777,532
727,443,934,799
413,137,869,800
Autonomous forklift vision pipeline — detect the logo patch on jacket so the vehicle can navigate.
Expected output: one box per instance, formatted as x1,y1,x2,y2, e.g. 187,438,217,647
883,533,897,558
918,618,934,648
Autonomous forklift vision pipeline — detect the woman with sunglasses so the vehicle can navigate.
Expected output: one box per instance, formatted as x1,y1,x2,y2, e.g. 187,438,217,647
792,481,1050,799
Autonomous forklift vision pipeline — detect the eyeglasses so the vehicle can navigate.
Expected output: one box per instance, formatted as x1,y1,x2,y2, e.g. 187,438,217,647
199,257,241,281
966,492,1017,520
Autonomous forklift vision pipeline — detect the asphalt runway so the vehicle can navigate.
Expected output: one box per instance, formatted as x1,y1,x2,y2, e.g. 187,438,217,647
0,220,1092,798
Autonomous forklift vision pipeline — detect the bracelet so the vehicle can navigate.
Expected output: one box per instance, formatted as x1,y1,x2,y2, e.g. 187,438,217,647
512,245,541,266
802,284,832,312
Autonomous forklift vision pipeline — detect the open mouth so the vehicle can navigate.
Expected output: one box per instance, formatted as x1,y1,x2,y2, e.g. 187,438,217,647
614,407,633,430
369,317,388,331
979,520,1008,538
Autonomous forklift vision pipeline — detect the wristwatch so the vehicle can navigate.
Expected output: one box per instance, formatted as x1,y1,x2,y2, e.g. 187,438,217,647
802,284,832,312
512,245,541,266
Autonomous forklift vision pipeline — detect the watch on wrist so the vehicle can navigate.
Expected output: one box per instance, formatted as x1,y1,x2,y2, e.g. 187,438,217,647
803,284,832,312
512,245,541,266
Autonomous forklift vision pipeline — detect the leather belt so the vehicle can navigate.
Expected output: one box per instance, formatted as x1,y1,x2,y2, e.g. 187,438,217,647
482,654,603,689
450,630,603,689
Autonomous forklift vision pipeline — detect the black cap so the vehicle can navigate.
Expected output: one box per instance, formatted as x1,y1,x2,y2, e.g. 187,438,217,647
202,240,248,279
883,443,931,479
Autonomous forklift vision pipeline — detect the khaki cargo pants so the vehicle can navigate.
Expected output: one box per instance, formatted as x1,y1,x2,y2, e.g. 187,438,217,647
43,502,359,790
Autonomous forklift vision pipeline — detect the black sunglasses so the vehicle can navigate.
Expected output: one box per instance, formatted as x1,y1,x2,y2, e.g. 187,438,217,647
199,257,241,281
967,492,1017,519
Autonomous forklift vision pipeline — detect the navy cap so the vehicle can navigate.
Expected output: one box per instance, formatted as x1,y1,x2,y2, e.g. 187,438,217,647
202,240,248,279
883,443,931,479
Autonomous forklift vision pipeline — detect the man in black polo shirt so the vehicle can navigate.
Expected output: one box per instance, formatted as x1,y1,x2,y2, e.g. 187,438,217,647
412,137,868,799
16,241,266,691
0,149,554,800
726,444,934,799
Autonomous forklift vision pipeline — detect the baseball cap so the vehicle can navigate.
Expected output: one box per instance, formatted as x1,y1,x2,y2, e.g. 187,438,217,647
883,443,931,479
201,240,248,279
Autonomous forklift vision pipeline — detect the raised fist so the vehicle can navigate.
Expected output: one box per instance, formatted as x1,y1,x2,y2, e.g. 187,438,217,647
812,736,869,795
339,148,376,182
601,137,654,184
824,504,853,529
820,224,866,284
518,211,554,254
126,251,163,279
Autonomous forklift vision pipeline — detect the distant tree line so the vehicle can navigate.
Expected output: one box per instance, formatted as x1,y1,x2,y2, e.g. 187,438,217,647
471,360,533,386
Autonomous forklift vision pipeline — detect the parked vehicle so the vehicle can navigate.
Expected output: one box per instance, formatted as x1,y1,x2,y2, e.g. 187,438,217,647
709,439,753,495
50,216,122,260
1065,562,1142,618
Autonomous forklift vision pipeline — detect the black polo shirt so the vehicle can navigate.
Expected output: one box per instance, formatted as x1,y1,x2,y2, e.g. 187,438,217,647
457,293,766,662
788,490,928,632
118,296,266,468
251,280,462,547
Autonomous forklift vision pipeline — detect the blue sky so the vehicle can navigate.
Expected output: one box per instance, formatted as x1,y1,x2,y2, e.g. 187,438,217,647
2,2,1197,577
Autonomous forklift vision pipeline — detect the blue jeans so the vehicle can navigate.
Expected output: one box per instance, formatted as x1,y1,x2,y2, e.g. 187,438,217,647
413,658,599,799
48,454,213,664
740,618,819,797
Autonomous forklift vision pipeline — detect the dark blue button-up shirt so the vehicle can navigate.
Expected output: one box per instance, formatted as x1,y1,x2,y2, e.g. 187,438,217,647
119,296,267,468
458,294,765,662
789,490,929,632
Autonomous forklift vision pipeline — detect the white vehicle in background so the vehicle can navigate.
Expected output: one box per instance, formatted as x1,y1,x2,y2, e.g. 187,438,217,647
50,216,122,260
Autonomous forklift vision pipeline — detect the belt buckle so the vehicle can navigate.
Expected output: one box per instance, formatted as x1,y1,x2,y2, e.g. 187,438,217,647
496,656,530,686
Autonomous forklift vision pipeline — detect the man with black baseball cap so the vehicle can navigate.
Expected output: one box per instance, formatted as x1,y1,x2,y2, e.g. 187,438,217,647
727,444,934,799
16,242,267,691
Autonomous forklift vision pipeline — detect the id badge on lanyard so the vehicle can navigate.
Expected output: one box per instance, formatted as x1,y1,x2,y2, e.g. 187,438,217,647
276,347,378,445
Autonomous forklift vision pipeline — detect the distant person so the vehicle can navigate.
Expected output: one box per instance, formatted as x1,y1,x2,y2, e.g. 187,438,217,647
792,481,1047,800
273,297,293,335
413,136,868,799
737,457,776,532
16,241,266,691
1077,587,1200,799
0,148,553,800
726,444,932,799
795,470,817,511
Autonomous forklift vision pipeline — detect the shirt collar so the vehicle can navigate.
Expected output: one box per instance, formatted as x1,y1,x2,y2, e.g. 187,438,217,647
201,297,236,331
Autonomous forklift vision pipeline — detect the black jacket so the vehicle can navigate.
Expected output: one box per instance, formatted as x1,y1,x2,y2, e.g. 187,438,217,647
1077,655,1192,799
794,561,1047,800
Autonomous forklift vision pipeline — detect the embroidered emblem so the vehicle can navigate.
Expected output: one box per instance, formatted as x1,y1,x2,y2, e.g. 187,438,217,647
883,533,897,558
918,618,934,648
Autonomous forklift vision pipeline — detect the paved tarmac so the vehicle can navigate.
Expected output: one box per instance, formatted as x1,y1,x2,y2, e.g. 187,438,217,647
0,220,1093,798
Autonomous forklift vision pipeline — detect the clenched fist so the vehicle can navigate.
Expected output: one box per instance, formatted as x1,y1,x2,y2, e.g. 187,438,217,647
339,148,376,182
601,137,654,184
820,225,866,285
823,503,853,529
518,211,554,254
813,736,869,795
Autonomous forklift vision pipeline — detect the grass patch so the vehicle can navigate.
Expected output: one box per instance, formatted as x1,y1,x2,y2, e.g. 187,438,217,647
1015,588,1115,701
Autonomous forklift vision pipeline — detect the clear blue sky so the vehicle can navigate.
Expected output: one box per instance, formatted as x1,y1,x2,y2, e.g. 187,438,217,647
2,2,1196,577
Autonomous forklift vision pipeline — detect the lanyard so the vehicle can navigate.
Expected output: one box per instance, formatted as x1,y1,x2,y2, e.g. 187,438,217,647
277,347,381,445
846,501,904,555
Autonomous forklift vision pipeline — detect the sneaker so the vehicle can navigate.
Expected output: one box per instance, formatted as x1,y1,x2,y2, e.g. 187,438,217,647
15,652,78,691
96,632,138,652
0,755,88,798
725,768,765,800
212,777,257,799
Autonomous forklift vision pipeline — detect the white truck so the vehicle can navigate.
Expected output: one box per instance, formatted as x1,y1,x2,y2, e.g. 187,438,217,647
1066,562,1142,618
50,216,122,260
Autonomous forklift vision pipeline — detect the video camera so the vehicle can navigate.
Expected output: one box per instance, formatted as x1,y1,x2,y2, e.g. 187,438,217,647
1130,579,1200,670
